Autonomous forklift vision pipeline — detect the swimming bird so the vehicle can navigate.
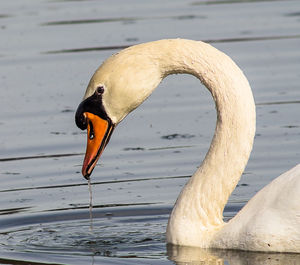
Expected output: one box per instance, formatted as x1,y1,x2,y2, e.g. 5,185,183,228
75,39,300,252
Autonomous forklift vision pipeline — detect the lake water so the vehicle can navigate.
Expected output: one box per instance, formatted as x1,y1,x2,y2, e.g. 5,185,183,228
0,0,299,264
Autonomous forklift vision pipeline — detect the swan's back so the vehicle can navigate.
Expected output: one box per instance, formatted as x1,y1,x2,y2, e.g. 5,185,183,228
214,164,300,252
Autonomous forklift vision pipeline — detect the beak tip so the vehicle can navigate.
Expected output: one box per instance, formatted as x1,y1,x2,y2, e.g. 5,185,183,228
82,168,91,180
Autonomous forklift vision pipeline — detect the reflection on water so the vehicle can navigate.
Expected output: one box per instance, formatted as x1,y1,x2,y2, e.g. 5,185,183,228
168,245,300,265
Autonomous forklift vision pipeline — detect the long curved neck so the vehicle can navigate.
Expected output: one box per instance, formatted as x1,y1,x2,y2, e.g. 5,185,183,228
150,40,256,246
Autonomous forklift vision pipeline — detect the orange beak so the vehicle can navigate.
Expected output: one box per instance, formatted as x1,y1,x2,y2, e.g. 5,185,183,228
82,112,114,179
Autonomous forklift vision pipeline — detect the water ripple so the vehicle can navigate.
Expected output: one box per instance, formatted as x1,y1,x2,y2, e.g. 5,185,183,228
44,35,300,54
191,0,283,5
41,14,205,26
256,100,300,106
0,153,83,162
0,175,189,193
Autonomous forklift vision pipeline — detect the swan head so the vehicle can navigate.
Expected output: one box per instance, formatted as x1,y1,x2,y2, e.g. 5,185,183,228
75,45,163,179
75,84,115,179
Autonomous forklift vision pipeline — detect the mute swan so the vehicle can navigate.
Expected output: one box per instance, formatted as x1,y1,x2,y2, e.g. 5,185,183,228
75,39,300,252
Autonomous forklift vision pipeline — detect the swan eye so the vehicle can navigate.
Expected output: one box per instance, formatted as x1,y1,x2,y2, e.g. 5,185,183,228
96,86,104,95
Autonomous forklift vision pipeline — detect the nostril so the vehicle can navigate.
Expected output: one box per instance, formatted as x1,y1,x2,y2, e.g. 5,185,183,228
88,120,95,140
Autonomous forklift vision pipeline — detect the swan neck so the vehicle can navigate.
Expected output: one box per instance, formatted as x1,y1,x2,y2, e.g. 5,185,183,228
158,40,256,246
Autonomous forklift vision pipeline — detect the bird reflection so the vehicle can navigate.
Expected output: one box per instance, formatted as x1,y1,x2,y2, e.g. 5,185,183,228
167,244,300,265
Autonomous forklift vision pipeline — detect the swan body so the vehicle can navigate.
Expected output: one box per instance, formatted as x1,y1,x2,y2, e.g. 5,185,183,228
214,164,300,252
75,39,300,252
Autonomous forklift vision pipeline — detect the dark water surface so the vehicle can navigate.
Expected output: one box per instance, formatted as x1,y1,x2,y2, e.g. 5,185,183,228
0,0,299,264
